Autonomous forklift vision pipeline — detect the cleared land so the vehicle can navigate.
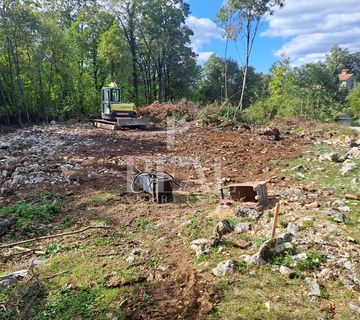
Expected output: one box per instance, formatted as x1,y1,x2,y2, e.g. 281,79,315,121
0,121,359,319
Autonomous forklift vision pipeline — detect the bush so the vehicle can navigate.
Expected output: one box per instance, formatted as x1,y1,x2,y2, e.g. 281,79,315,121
244,100,273,125
197,103,251,125
347,83,360,118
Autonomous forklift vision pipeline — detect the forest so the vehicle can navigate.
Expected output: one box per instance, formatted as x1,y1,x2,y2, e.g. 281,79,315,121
1,0,360,126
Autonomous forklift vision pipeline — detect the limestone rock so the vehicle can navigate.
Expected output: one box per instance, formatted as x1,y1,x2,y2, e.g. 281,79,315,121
287,223,300,236
234,223,251,234
341,276,360,291
344,147,360,160
319,152,339,162
212,260,237,277
349,304,360,314
0,270,28,291
191,239,211,257
211,220,233,245
0,218,15,236
324,208,347,223
305,277,321,299
340,160,357,176
235,205,261,220
246,233,293,265
279,266,296,278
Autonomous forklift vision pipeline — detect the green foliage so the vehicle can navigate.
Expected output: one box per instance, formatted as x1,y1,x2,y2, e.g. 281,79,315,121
296,253,327,271
347,83,360,117
136,218,150,228
246,55,347,124
235,260,247,272
60,215,77,228
303,220,315,229
45,243,62,257
0,0,199,124
218,104,243,123
172,112,187,124
273,253,292,267
37,288,98,320
0,198,61,234
198,54,241,105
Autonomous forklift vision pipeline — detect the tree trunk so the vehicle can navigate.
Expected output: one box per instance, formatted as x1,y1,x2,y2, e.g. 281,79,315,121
6,37,22,126
224,34,229,103
38,67,48,122
129,4,139,105
238,14,251,111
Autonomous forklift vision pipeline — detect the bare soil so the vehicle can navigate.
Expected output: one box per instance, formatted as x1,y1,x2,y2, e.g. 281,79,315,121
1,120,358,319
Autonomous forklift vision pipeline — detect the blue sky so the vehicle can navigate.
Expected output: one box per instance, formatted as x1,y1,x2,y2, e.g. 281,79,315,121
185,0,360,73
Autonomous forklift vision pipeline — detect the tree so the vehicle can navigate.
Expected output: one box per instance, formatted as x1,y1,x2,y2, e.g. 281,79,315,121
218,0,285,110
198,54,241,104
110,0,140,105
326,45,351,74
347,83,360,117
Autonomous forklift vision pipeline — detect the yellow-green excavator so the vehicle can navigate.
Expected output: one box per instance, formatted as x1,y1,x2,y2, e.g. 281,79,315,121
93,82,149,130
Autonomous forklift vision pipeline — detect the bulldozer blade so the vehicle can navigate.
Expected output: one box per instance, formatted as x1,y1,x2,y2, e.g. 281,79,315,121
116,118,150,128
93,119,119,130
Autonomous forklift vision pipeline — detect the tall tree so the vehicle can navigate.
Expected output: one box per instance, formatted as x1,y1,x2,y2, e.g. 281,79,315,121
218,0,285,110
326,45,351,74
198,53,241,104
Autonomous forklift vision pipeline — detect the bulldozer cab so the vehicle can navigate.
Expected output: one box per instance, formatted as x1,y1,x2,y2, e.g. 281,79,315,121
95,82,149,129
101,84,121,115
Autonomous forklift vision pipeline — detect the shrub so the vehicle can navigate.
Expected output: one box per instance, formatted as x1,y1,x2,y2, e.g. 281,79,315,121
347,83,360,118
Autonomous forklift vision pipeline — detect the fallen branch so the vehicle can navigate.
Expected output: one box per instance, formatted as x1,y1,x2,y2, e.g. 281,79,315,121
14,246,45,255
0,247,45,259
46,270,70,280
0,226,111,249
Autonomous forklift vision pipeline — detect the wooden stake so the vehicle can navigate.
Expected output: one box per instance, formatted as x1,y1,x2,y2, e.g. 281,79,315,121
271,203,281,239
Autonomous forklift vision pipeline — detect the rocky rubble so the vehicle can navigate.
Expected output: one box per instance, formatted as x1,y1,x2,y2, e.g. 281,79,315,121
0,125,97,196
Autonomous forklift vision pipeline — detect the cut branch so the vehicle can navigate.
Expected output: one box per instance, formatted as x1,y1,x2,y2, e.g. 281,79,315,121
0,226,111,249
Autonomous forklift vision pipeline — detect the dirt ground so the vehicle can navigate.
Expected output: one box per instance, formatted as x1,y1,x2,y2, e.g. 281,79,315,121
1,121,360,319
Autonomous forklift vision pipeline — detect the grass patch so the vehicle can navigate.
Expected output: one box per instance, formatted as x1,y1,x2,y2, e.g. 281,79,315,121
281,144,360,195
45,243,62,257
37,287,124,320
296,253,327,271
211,266,317,319
89,192,118,207
135,218,150,228
303,220,315,229
59,215,77,228
0,197,61,235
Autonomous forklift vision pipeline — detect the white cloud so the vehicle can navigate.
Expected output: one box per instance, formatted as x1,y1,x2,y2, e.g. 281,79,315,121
197,51,214,63
186,15,224,63
262,0,360,65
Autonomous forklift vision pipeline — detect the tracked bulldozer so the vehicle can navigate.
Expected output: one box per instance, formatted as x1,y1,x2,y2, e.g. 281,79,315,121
93,83,149,130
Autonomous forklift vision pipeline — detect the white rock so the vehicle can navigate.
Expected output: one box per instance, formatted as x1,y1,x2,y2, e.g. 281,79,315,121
305,277,321,298
319,152,339,162
349,304,360,314
234,223,251,234
340,160,357,176
212,260,236,277
279,266,296,278
344,147,360,160
191,239,211,257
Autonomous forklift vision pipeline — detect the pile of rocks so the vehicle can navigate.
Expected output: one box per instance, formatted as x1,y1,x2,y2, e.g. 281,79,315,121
0,125,97,196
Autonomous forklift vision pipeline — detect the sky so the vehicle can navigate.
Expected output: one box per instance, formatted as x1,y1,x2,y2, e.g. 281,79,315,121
185,0,360,73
